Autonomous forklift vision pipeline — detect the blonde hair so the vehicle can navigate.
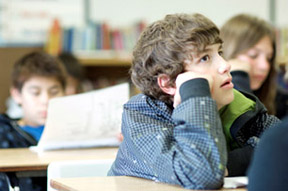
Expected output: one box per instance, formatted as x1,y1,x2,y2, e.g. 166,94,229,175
220,14,277,114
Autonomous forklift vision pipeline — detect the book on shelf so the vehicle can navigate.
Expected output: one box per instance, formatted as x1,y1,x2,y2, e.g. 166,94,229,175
60,20,146,55
30,83,129,152
112,29,124,50
102,22,111,50
62,28,74,52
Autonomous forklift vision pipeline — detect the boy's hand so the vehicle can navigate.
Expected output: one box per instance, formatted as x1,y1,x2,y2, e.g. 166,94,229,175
229,58,251,74
117,133,124,142
173,71,213,108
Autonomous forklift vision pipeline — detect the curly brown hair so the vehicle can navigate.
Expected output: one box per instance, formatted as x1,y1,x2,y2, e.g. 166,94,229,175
220,14,277,114
131,13,222,105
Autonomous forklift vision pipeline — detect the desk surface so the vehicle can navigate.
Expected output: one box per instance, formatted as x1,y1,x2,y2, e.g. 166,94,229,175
51,176,247,191
0,147,118,172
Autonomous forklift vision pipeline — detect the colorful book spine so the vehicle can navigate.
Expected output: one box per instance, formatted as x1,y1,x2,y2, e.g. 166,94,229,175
56,20,147,54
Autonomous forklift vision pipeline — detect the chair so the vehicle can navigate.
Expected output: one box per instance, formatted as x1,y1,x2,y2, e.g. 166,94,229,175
47,159,114,191
0,172,15,191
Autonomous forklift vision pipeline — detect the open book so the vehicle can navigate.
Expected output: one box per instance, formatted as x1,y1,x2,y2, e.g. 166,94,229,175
31,83,129,151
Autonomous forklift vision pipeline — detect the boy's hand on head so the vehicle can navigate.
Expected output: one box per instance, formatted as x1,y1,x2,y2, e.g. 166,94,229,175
229,59,251,74
173,71,213,108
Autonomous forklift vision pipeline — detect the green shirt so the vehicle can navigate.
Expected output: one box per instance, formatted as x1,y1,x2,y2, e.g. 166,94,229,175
219,89,256,150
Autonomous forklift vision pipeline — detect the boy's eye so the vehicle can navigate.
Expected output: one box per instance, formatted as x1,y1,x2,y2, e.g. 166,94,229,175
200,55,210,62
218,50,223,56
29,90,40,96
50,88,61,96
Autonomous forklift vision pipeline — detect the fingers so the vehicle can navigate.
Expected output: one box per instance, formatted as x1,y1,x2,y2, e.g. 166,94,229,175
173,72,213,108
229,59,251,73
117,133,124,142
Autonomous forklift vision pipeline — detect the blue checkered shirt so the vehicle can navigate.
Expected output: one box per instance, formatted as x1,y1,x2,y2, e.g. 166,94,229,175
108,93,227,189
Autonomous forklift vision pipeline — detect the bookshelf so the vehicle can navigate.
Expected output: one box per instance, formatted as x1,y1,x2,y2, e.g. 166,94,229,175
79,58,131,67
77,56,132,92
74,50,132,90
76,50,132,67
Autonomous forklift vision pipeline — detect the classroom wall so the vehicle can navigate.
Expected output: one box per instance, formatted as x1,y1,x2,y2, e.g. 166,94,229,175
89,0,271,27
276,0,288,26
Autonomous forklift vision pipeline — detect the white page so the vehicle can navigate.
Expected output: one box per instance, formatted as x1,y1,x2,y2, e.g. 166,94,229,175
223,176,248,188
33,83,129,151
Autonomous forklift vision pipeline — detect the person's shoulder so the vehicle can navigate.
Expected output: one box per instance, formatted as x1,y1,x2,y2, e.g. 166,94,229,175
235,89,256,101
262,117,288,140
236,90,281,125
0,113,19,122
0,114,19,131
227,89,272,124
0,113,12,124
124,94,172,114
125,94,162,107
235,89,266,111
0,114,18,142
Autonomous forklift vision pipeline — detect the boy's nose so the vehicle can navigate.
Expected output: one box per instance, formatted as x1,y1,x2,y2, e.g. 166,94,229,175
218,57,231,74
40,93,50,105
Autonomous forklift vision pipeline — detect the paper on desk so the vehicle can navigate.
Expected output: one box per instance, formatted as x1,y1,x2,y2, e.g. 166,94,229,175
223,176,248,188
33,83,129,151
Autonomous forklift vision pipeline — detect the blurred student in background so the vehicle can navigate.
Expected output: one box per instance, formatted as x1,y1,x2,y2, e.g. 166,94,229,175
58,52,93,95
248,117,288,191
0,51,66,191
6,52,93,119
220,14,288,119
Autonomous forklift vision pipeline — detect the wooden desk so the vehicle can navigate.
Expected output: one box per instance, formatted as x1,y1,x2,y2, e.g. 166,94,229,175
51,176,247,191
0,147,118,172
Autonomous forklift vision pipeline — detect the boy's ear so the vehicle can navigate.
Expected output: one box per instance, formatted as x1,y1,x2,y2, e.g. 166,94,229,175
10,87,22,105
157,74,176,95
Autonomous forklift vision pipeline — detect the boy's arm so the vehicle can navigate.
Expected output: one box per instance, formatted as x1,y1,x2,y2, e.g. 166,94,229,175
172,79,227,188
120,79,227,190
231,71,252,92
229,58,252,92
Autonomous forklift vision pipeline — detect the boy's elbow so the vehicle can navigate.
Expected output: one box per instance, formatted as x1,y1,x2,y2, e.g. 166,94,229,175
174,164,224,190
181,176,223,190
202,176,224,190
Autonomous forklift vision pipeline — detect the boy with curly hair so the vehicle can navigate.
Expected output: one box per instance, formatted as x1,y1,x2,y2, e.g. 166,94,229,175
108,13,280,189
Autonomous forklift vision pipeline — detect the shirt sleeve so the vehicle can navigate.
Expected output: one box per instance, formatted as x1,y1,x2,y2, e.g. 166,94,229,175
231,71,252,93
111,80,227,190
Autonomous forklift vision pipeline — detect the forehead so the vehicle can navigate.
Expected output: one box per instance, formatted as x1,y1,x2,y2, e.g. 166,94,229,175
22,76,62,89
253,36,273,53
193,43,222,56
